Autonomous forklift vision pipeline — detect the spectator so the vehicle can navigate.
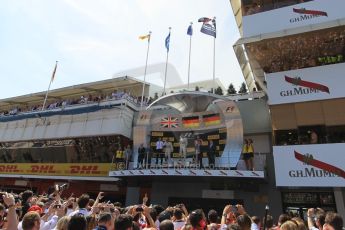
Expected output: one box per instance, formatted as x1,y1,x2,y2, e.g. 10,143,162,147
188,209,206,230
68,194,90,217
263,215,274,230
56,216,70,230
21,211,41,230
173,208,186,230
251,216,261,230
324,212,343,230
86,215,97,230
67,214,87,230
96,212,114,230
115,214,133,230
237,214,252,230
160,220,175,230
278,214,291,228
291,217,307,230
21,190,34,217
159,211,172,223
310,131,318,144
281,221,298,230
0,204,6,229
207,209,220,230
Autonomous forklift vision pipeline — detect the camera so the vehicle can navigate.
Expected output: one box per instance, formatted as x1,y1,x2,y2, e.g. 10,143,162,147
55,184,69,192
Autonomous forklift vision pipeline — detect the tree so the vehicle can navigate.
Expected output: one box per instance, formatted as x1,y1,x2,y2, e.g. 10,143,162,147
238,82,248,94
227,83,237,95
195,86,200,91
215,86,223,95
154,92,159,100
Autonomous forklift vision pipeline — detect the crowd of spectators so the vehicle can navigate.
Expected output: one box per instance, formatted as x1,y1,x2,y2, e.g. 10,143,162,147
0,90,153,118
243,0,313,16
0,187,343,230
246,26,345,73
0,136,132,164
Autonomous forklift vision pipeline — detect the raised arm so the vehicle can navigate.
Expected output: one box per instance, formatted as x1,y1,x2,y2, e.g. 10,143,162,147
3,192,18,230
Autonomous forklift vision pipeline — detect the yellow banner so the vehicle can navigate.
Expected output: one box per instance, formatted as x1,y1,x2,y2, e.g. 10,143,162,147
0,163,112,177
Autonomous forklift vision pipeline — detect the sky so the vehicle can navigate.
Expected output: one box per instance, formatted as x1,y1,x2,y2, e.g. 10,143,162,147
0,0,243,99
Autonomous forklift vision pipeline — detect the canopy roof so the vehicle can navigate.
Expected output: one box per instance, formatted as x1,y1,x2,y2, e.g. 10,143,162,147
0,76,147,108
147,91,228,113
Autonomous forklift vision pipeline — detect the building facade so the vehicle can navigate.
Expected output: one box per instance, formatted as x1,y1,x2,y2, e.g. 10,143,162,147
230,0,345,219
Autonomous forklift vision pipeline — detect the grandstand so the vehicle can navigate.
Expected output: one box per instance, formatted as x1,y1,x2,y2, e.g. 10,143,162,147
230,0,345,219
0,76,153,201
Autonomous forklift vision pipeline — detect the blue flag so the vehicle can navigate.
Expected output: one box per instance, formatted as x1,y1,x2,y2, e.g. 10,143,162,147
187,24,193,36
165,32,170,52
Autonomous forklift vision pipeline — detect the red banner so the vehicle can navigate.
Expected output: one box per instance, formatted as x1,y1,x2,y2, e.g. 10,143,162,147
294,151,345,179
285,76,330,93
293,8,328,17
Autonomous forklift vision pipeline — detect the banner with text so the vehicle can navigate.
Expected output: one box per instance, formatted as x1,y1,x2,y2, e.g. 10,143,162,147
273,144,345,187
0,163,112,177
266,63,345,105
243,0,345,37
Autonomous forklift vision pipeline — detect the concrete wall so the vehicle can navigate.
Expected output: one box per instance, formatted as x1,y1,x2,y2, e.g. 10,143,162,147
0,107,134,141
150,181,210,206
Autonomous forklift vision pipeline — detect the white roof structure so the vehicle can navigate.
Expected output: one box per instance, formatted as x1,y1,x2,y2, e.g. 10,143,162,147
168,78,226,93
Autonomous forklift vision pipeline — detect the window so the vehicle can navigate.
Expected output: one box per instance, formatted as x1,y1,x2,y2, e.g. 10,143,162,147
275,129,298,145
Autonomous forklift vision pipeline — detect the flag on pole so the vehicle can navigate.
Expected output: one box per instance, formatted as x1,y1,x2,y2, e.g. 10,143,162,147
212,17,216,30
187,24,193,36
51,61,58,82
198,17,216,38
198,17,212,23
139,34,151,41
165,32,170,52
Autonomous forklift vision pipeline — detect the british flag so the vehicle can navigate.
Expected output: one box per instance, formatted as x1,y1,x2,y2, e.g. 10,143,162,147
160,116,179,128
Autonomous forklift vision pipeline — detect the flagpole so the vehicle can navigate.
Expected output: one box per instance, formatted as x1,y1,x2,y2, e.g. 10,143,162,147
163,27,171,96
187,22,192,91
212,17,216,94
141,31,151,109
42,61,58,111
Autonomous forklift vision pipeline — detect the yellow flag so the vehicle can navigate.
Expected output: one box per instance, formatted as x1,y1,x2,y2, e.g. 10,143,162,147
139,34,150,40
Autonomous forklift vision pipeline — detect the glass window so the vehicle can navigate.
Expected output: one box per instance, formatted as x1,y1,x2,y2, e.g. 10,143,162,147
297,125,326,144
326,125,345,143
275,129,298,145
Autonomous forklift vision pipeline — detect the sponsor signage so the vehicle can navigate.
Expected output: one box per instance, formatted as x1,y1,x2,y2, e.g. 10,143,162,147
266,63,345,105
109,168,264,178
0,163,112,177
273,144,345,187
243,0,345,37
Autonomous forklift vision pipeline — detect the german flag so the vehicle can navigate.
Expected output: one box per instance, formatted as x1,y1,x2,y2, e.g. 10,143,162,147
203,114,221,126
182,116,200,128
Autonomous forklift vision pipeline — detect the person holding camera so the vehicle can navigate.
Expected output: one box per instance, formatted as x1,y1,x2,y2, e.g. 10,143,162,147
307,208,325,230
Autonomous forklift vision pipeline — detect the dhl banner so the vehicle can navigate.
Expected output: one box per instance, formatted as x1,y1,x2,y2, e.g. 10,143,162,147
0,163,113,177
